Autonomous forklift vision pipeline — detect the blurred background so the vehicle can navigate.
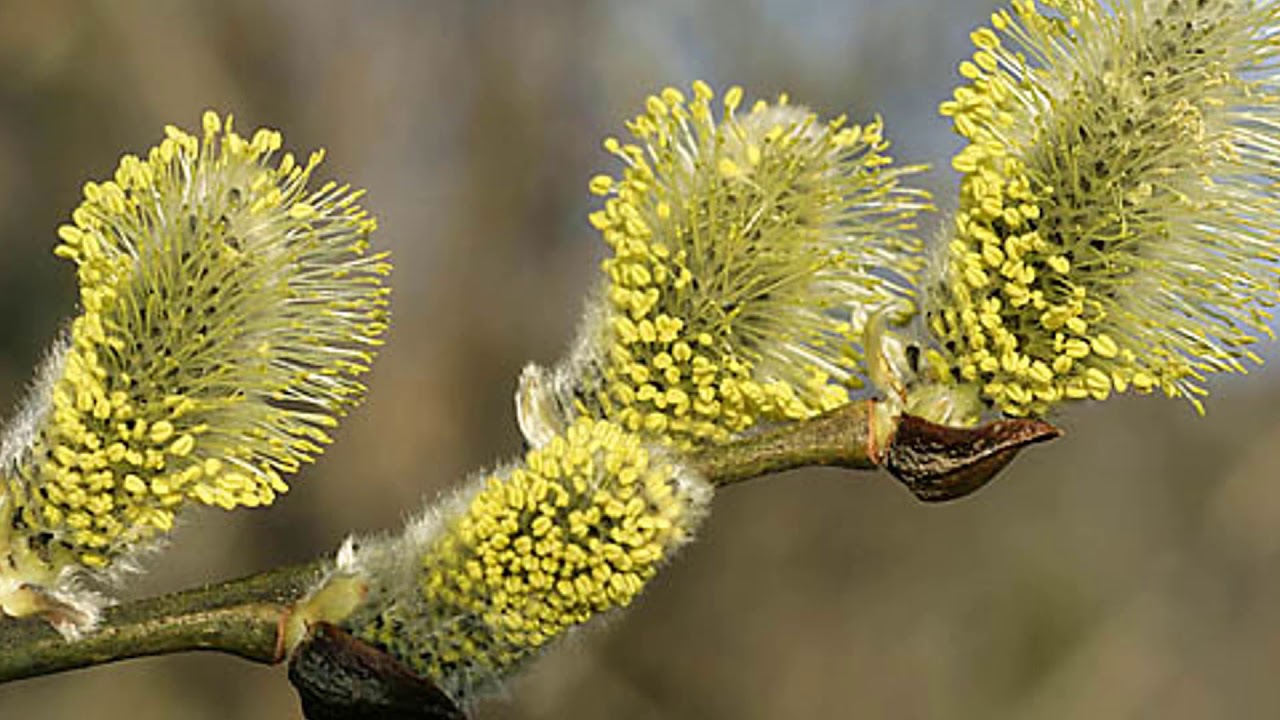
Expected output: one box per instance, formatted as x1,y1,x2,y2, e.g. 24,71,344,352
2,1,1280,718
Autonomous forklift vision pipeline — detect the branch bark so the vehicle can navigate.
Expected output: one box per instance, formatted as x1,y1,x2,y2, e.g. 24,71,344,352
0,560,328,682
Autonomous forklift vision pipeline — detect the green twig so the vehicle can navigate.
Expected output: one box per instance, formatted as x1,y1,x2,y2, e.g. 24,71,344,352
691,400,881,486
0,401,1057,689
0,560,328,682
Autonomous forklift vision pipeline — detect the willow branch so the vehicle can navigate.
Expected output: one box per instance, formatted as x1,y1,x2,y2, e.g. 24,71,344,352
689,400,882,486
0,560,328,682
0,401,1058,686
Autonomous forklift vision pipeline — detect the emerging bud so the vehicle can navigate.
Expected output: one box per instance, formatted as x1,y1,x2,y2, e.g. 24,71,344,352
0,111,390,631
520,82,929,450
919,0,1280,418
324,417,710,706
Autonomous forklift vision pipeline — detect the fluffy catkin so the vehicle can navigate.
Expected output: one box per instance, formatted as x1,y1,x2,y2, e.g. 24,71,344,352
917,0,1280,418
518,82,928,450
0,111,389,629
329,417,710,705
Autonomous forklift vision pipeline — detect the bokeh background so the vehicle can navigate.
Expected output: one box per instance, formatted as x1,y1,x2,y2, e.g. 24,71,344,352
2,1,1280,718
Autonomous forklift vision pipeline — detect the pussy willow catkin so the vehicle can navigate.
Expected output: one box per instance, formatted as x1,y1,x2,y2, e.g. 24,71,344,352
518,82,929,451
914,0,1280,419
325,417,710,704
0,112,388,630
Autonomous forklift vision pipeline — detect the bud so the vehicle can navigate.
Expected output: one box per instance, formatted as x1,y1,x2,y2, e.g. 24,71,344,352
325,417,710,705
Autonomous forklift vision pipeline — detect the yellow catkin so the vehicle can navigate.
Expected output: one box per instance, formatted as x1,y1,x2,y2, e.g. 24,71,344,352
922,0,1280,417
522,83,928,450
338,417,710,703
0,111,390,620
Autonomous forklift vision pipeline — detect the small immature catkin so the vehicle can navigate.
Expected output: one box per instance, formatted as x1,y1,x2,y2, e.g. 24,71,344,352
0,111,390,629
916,0,1280,418
325,416,710,705
519,82,929,451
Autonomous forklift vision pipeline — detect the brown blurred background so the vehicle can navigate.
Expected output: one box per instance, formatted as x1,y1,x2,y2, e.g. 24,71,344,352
2,1,1280,718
